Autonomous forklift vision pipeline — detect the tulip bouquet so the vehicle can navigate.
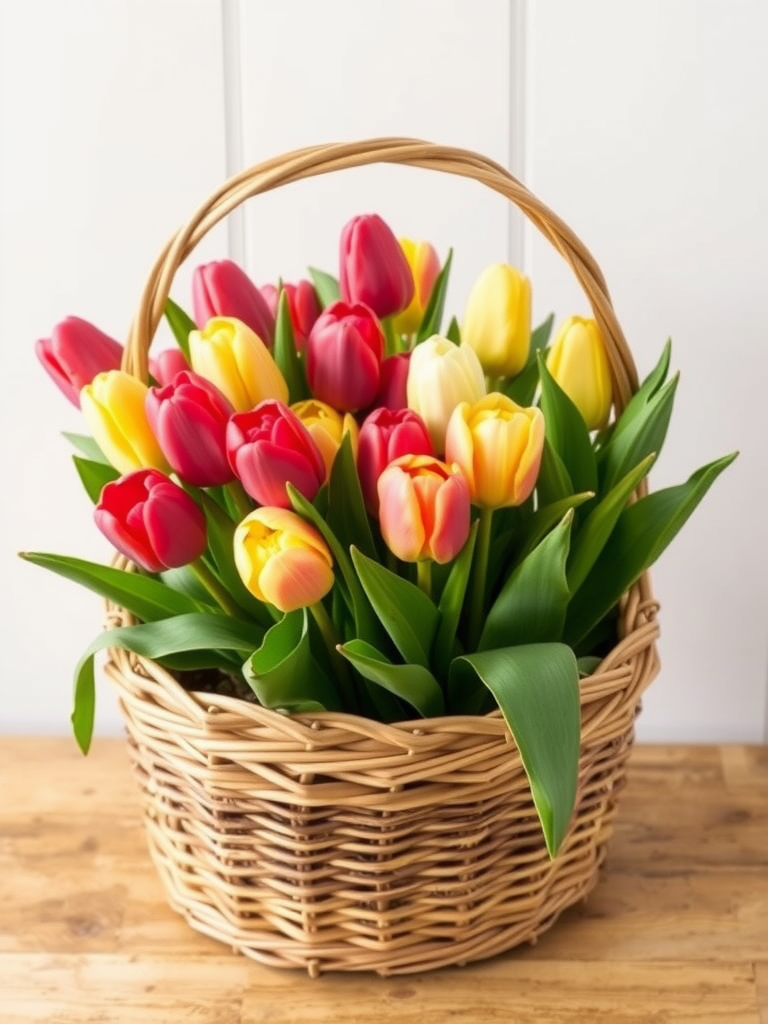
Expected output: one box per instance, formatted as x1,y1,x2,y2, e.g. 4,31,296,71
25,212,735,856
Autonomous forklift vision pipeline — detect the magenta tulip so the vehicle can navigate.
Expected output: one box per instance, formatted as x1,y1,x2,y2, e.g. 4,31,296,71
226,400,326,508
261,280,321,352
35,316,123,407
150,347,190,386
374,352,411,411
146,370,235,487
357,407,434,515
94,469,206,573
306,301,384,412
192,259,275,346
339,214,414,318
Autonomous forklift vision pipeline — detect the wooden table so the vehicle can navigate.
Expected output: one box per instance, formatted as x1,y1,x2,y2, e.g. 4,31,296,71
0,739,766,1023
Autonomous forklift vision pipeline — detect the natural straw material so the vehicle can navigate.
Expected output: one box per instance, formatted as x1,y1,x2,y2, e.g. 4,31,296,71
109,139,660,976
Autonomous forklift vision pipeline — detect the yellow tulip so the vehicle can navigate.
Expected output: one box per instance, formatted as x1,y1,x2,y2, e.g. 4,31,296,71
189,316,288,412
233,507,334,612
291,399,359,476
80,370,168,474
546,316,613,430
445,393,545,508
392,239,441,336
406,336,486,453
462,263,531,377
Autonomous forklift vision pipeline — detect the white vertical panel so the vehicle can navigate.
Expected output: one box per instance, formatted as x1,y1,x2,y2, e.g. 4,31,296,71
235,0,518,320
525,0,768,739
0,0,229,735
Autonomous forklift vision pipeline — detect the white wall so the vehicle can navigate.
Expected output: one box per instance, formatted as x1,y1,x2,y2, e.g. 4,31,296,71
2,0,766,741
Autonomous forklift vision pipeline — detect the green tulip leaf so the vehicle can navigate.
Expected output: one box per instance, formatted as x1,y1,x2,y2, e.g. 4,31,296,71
433,521,478,677
164,297,196,360
417,247,453,342
71,612,264,754
611,339,672,440
480,509,573,650
350,547,441,668
535,436,575,507
308,266,340,308
72,455,120,504
244,609,339,712
567,453,656,594
538,354,597,494
445,316,461,344
577,655,603,676
599,373,678,492
510,491,595,565
160,566,212,604
273,289,309,403
451,643,580,856
62,432,110,465
338,640,444,717
565,451,738,646
327,433,377,560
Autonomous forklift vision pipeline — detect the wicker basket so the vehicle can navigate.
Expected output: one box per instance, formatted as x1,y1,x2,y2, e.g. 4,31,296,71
108,138,661,977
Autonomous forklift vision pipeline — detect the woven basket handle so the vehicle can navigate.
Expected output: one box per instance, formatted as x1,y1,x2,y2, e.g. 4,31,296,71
124,137,639,410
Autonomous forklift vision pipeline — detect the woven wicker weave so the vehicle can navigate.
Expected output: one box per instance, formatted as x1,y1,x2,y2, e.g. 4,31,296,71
109,138,660,976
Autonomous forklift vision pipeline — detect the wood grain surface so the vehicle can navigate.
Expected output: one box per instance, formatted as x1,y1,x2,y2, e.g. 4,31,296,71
1,739,765,1023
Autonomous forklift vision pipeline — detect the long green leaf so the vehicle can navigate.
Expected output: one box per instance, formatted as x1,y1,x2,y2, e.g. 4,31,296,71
509,491,594,564
71,612,263,753
273,289,309,402
20,552,210,621
308,267,340,308
62,432,110,465
445,316,461,344
351,547,441,668
338,640,444,717
536,436,574,506
433,521,478,676
480,510,573,650
567,453,655,594
538,354,597,494
451,643,580,856
417,248,453,341
72,456,119,504
565,451,738,645
611,339,672,440
164,297,196,360
327,433,377,560
599,373,678,492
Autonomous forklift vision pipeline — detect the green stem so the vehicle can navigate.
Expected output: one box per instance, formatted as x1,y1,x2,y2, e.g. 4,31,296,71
416,560,432,599
382,316,400,357
309,601,358,712
226,480,253,521
189,558,244,618
468,507,494,650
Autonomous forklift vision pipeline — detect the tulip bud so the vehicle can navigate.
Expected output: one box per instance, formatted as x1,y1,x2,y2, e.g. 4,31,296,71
192,259,274,346
462,263,531,377
291,399,359,477
189,316,288,412
374,352,411,411
94,468,206,573
81,370,168,474
392,239,441,336
146,370,235,487
377,454,471,564
357,407,434,515
445,393,545,509
227,400,326,508
406,336,486,453
339,213,414,318
261,280,321,352
306,301,384,412
546,316,613,430
233,507,334,612
150,347,190,386
35,316,123,407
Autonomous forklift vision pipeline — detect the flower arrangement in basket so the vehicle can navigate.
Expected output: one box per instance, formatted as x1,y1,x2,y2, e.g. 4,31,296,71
23,141,736,975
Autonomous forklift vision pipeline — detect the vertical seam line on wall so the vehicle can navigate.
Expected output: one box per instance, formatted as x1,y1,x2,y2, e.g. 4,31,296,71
508,0,527,271
221,0,246,265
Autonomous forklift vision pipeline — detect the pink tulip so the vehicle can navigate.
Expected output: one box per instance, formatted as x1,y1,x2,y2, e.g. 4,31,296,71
35,316,123,407
150,347,190,386
377,454,471,564
339,214,414,318
226,400,326,508
306,301,384,412
146,370,235,487
374,352,411,411
357,407,433,515
192,259,274,346
261,280,321,352
94,469,206,573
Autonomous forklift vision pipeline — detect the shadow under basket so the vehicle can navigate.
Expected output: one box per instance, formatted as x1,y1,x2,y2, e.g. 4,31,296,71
106,584,658,978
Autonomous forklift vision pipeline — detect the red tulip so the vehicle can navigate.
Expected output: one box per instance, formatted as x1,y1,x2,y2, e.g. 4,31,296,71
357,407,433,515
306,301,384,412
150,347,190,386
35,316,123,407
374,352,411,411
226,400,326,508
94,469,206,573
146,370,235,487
340,214,414,318
192,259,275,346
261,280,321,352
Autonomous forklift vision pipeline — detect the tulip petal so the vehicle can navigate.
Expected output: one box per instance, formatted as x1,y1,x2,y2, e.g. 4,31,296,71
259,547,334,613
378,467,426,562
